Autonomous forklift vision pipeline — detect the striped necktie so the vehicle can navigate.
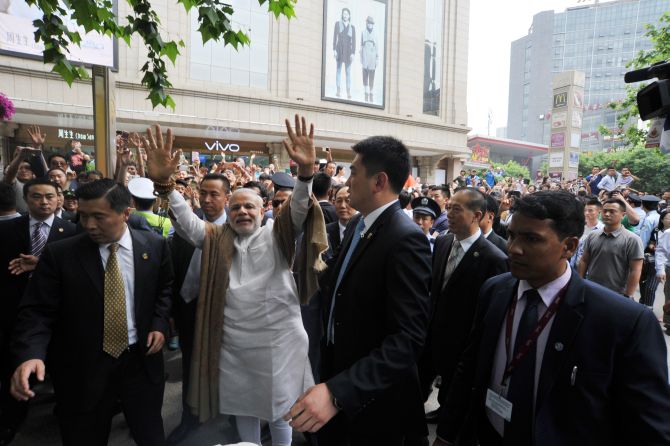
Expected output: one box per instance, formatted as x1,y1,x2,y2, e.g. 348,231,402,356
103,243,129,358
30,222,47,257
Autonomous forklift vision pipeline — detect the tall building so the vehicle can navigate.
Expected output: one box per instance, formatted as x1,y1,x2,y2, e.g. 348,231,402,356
507,0,669,153
0,0,471,182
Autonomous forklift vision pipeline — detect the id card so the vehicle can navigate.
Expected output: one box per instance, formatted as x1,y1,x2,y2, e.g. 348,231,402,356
485,388,512,422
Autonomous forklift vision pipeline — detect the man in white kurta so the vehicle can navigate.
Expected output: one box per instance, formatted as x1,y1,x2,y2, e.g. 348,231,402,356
168,181,314,440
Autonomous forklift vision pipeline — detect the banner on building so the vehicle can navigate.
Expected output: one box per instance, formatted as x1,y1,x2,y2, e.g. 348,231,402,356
470,143,490,164
551,132,565,148
549,152,564,168
552,111,567,129
0,0,116,68
322,0,388,108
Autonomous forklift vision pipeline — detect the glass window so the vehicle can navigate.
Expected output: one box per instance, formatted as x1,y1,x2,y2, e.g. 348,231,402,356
188,0,269,89
423,0,444,116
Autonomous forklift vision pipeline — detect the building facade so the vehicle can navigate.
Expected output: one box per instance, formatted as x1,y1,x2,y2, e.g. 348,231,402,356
507,0,670,153
0,0,471,182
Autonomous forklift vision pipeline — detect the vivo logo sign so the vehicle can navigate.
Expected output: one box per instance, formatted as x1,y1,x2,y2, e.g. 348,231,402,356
205,141,240,152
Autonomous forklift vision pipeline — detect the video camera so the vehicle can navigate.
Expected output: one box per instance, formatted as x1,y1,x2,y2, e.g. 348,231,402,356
624,60,670,121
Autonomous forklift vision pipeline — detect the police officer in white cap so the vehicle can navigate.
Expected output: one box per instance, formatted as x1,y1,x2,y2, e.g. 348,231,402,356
411,196,441,251
128,177,173,237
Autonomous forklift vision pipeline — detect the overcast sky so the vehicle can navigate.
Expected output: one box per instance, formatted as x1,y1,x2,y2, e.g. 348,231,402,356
467,0,592,135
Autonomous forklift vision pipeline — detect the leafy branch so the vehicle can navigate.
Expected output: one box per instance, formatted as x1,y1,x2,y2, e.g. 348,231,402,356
605,12,670,148
28,0,297,109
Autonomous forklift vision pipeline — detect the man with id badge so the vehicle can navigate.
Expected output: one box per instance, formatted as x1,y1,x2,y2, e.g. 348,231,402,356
433,191,670,446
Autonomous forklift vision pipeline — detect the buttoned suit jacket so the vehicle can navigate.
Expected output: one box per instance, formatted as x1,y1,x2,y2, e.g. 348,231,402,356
437,272,670,446
0,215,76,341
11,229,173,412
423,234,507,401
326,220,343,253
319,202,432,437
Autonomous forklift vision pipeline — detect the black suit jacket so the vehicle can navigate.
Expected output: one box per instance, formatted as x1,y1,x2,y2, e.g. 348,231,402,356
326,220,343,253
319,200,337,225
438,272,670,445
11,229,173,412
0,215,77,338
485,230,508,255
424,234,507,399
320,202,432,437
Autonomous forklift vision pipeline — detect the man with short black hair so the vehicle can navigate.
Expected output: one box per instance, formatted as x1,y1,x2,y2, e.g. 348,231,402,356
10,179,172,445
434,191,670,446
480,194,507,254
3,147,38,213
428,185,450,234
47,154,68,172
421,188,507,427
288,135,432,445
578,198,644,297
167,173,230,445
0,183,20,221
0,178,76,444
314,172,337,224
571,197,604,268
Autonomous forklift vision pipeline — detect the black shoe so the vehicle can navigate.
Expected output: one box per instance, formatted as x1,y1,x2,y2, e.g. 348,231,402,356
0,426,16,446
425,408,440,424
166,421,198,445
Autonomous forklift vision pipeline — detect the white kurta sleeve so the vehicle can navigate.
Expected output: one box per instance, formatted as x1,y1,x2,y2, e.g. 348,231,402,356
290,178,313,234
168,190,205,248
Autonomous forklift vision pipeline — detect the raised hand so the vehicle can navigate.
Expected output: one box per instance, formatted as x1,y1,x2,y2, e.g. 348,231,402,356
283,114,316,177
27,125,46,147
129,132,143,149
142,124,180,183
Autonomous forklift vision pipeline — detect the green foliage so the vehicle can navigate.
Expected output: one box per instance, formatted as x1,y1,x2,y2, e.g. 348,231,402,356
492,160,530,180
578,147,670,193
608,12,670,147
28,0,297,109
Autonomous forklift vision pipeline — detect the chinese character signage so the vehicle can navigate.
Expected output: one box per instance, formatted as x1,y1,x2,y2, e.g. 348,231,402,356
550,132,565,148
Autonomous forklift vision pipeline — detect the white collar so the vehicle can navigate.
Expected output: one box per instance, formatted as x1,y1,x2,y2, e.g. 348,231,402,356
208,211,227,225
362,200,397,233
100,225,132,251
517,261,572,307
29,213,55,228
456,228,482,254
483,228,493,238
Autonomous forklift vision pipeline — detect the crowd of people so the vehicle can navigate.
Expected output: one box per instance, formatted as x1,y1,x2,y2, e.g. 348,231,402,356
0,117,669,446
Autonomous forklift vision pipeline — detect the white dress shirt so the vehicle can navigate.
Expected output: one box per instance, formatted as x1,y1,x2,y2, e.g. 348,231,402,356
362,199,398,235
442,228,481,288
338,221,347,242
29,214,55,241
98,226,137,345
656,229,670,275
180,211,227,302
487,263,572,436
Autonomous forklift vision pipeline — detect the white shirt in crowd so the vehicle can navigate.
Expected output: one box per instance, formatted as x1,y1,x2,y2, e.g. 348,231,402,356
98,225,137,345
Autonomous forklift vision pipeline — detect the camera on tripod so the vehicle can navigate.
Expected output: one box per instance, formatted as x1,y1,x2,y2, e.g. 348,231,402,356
624,60,670,121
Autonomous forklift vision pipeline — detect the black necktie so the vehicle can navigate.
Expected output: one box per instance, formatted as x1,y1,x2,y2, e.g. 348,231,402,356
504,289,541,446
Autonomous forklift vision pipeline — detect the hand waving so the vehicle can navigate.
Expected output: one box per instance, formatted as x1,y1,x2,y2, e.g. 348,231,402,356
27,125,46,147
283,114,316,177
143,124,181,183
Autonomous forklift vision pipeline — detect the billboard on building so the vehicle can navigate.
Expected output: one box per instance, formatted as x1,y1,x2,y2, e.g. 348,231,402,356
470,143,490,164
0,0,116,68
423,0,442,116
322,0,387,109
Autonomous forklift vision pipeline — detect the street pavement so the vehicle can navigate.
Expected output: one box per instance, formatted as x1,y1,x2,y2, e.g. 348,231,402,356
10,286,669,446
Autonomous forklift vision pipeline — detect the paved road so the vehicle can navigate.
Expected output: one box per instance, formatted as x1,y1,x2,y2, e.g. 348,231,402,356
10,287,668,445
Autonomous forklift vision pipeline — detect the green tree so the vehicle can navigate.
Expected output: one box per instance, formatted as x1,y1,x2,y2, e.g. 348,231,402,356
578,147,670,193
492,160,530,180
29,0,296,109
608,12,670,147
